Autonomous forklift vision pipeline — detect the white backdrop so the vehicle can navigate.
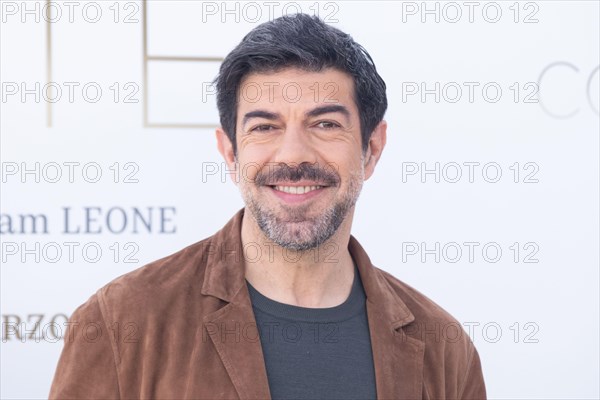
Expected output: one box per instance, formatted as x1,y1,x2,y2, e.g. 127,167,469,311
1,1,599,399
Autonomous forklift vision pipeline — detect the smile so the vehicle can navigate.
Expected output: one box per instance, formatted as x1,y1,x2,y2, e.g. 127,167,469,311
267,183,328,204
273,185,322,194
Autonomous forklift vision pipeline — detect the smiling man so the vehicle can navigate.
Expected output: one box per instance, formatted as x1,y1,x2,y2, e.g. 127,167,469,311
50,14,486,400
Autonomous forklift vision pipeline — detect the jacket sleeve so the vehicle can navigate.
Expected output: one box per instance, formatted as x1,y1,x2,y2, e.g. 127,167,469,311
49,293,121,399
458,344,486,400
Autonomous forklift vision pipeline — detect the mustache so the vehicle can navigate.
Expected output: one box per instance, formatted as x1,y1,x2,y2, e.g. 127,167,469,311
254,162,340,186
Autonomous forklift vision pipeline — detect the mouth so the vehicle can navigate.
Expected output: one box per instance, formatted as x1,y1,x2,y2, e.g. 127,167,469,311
266,182,330,203
272,185,323,194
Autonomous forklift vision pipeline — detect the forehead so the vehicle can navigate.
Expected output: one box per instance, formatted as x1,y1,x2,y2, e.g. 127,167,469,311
237,67,357,112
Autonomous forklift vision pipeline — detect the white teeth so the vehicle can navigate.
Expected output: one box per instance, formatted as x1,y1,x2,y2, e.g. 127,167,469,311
274,185,322,194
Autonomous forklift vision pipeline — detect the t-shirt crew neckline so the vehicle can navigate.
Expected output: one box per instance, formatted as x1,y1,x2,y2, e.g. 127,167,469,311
245,261,365,323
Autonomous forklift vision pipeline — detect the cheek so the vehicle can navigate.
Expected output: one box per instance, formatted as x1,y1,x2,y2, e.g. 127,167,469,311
238,161,261,187
236,145,263,173
331,153,363,175
238,139,274,161
340,159,366,187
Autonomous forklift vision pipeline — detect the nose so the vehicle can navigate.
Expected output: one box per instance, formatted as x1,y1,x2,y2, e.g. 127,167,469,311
272,123,318,166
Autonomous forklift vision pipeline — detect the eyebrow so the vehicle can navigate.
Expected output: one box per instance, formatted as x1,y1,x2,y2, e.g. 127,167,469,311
305,105,350,121
241,110,280,129
241,105,351,129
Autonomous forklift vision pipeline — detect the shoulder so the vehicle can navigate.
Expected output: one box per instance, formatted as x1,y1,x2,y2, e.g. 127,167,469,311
373,266,485,397
373,265,478,363
100,237,213,300
375,266,460,327
72,236,221,325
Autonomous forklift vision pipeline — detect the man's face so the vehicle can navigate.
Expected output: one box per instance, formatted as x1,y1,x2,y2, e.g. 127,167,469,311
232,67,367,251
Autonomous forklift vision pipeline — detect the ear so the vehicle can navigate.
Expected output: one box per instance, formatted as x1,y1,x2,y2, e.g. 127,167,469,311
363,120,387,181
216,127,239,185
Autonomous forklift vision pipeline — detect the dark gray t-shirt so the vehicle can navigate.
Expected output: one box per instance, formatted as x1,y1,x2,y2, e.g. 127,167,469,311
246,263,377,400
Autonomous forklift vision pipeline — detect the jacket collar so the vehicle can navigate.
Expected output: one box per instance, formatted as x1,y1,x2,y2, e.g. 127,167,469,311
201,208,415,326
199,208,424,399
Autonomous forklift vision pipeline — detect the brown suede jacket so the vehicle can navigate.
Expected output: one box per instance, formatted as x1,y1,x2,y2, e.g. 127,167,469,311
50,208,486,399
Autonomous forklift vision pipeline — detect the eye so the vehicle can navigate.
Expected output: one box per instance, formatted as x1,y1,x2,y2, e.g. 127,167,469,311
250,124,276,132
315,121,341,129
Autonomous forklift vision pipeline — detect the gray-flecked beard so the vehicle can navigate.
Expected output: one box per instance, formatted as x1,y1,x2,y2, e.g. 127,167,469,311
242,178,363,252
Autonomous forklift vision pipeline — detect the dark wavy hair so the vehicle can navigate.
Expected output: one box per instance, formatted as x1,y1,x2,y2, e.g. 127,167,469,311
214,13,387,155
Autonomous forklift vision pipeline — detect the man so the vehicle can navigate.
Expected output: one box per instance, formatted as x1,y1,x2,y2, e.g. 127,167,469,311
50,14,486,399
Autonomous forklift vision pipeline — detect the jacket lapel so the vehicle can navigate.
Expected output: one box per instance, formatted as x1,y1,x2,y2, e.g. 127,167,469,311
202,289,272,399
350,236,425,400
199,209,272,399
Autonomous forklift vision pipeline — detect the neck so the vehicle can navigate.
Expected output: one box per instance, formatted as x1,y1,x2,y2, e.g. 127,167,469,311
241,208,356,308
